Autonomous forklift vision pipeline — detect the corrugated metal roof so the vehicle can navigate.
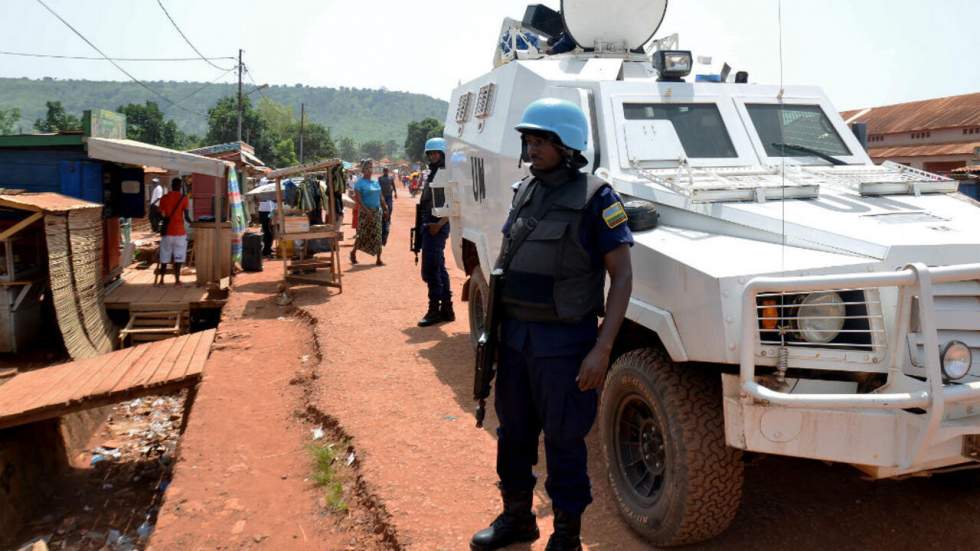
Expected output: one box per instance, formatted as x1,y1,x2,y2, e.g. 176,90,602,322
0,192,101,213
841,92,980,135
868,141,980,159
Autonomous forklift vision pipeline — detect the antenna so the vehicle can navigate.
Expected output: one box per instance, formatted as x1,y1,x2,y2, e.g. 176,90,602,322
777,0,787,274
561,0,668,51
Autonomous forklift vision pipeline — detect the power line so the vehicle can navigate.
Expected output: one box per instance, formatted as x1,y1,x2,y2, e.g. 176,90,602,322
33,0,206,118
0,49,236,62
162,66,239,116
244,65,271,102
156,0,234,71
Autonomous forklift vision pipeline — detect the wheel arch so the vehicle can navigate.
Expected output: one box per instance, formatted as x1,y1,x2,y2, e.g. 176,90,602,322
618,298,689,363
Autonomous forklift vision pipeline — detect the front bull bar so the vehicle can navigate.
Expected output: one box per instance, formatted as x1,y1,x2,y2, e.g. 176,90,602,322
739,263,980,467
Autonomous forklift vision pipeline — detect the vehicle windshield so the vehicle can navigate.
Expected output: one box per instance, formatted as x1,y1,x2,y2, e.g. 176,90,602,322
623,103,738,158
747,104,851,158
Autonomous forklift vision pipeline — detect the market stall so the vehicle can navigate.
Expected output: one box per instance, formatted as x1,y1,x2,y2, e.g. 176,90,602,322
263,159,343,290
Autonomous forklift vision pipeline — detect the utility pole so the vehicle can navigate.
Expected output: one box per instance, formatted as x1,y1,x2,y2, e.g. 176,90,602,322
299,103,305,163
237,49,243,143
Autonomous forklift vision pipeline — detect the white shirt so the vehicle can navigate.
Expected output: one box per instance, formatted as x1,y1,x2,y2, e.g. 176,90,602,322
258,200,277,213
150,184,164,206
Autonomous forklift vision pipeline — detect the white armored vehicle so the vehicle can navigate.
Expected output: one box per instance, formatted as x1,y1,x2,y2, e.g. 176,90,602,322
432,0,980,545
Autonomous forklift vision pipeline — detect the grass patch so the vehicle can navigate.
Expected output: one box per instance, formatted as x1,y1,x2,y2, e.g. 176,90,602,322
309,441,348,513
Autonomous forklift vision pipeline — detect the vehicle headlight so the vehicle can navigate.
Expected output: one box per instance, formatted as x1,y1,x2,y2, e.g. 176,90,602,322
942,341,972,381
797,292,846,343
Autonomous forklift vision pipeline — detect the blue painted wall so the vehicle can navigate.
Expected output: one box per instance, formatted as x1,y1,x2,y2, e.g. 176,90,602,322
0,148,102,203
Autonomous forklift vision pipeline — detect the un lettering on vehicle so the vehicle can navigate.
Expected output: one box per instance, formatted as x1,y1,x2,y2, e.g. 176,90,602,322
471,157,487,202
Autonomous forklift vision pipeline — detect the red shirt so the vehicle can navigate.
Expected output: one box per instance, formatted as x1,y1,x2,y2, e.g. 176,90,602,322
158,192,189,236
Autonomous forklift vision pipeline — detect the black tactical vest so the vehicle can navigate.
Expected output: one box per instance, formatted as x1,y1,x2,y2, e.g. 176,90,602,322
499,172,608,323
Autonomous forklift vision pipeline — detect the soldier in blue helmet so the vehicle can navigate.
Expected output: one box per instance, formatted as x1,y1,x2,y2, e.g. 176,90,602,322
470,98,634,551
416,136,455,326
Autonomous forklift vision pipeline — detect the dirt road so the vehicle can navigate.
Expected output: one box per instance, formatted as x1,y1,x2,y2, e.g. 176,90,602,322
292,192,980,551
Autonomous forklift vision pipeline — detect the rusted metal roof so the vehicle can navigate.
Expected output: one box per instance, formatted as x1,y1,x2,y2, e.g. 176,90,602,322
0,192,102,213
868,141,980,159
841,92,980,135
0,330,214,430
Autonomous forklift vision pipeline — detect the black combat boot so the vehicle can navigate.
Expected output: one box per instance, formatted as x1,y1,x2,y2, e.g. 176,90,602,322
544,509,582,551
439,298,456,322
470,489,539,551
417,300,443,327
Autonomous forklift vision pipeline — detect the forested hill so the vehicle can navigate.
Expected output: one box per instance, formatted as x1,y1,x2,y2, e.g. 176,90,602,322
0,77,448,145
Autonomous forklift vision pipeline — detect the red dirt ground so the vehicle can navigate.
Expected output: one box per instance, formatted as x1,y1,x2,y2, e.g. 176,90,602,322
149,188,980,551
292,192,980,551
148,265,385,550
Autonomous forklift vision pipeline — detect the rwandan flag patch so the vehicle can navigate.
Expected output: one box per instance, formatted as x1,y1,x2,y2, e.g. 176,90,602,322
602,202,628,229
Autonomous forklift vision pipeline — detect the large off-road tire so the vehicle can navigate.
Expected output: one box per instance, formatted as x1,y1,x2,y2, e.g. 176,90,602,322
599,348,743,547
467,266,490,349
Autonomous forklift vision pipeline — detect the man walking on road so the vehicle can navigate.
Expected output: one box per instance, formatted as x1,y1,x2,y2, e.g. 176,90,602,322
148,177,164,232
158,177,191,287
416,137,454,326
258,195,276,257
378,167,397,246
470,99,633,551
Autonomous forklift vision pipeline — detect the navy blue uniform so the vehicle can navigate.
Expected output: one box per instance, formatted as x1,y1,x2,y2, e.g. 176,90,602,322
420,167,451,302
496,185,633,515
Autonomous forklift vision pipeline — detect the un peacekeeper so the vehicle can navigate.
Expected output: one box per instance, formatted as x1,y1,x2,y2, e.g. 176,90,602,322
470,98,634,551
417,137,455,327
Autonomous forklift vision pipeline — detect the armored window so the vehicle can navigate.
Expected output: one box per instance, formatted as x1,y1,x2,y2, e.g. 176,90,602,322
474,84,496,119
455,92,473,124
747,104,851,158
622,103,738,158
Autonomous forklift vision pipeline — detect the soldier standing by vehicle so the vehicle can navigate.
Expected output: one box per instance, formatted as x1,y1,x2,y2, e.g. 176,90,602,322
416,137,455,326
470,98,633,551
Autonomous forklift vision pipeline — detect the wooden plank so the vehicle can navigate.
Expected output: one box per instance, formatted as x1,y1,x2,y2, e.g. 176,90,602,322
87,343,154,398
180,329,215,379
138,333,191,387
150,331,203,386
280,230,338,241
68,346,146,405
0,378,201,431
113,334,183,392
0,213,43,241
4,355,106,412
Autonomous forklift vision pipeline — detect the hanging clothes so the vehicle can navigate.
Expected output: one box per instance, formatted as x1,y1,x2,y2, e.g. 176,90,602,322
228,169,247,265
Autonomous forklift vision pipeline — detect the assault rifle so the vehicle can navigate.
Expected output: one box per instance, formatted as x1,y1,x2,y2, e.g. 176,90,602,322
410,202,423,264
474,268,504,428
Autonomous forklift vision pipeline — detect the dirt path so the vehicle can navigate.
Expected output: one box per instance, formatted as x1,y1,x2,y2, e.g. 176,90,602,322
148,267,385,550
292,192,980,551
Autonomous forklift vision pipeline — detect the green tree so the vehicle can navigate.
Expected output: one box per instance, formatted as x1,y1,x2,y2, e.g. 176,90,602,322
205,95,286,166
383,139,399,159
0,107,20,135
338,136,357,161
359,140,385,160
257,97,294,138
205,96,263,146
117,101,188,148
404,118,444,162
33,101,81,133
295,122,336,162
271,137,299,168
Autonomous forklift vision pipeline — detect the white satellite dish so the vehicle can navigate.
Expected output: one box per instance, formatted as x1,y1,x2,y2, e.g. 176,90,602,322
561,0,668,51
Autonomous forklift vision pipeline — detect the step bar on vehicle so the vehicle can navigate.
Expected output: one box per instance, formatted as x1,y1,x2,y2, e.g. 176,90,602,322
739,263,980,411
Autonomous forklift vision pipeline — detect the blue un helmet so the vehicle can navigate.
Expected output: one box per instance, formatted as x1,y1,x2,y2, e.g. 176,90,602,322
515,98,589,152
424,137,447,155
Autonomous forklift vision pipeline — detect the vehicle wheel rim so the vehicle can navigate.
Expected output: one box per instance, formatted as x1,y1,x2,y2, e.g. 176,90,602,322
614,394,667,504
472,284,486,335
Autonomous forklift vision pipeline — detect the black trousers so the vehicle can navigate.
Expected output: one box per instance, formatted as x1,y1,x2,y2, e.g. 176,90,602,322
259,212,273,255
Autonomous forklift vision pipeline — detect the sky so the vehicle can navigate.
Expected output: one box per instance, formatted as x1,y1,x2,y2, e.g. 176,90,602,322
1,0,978,113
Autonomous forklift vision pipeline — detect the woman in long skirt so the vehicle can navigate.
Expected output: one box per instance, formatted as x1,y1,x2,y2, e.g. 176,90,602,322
350,159,388,266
